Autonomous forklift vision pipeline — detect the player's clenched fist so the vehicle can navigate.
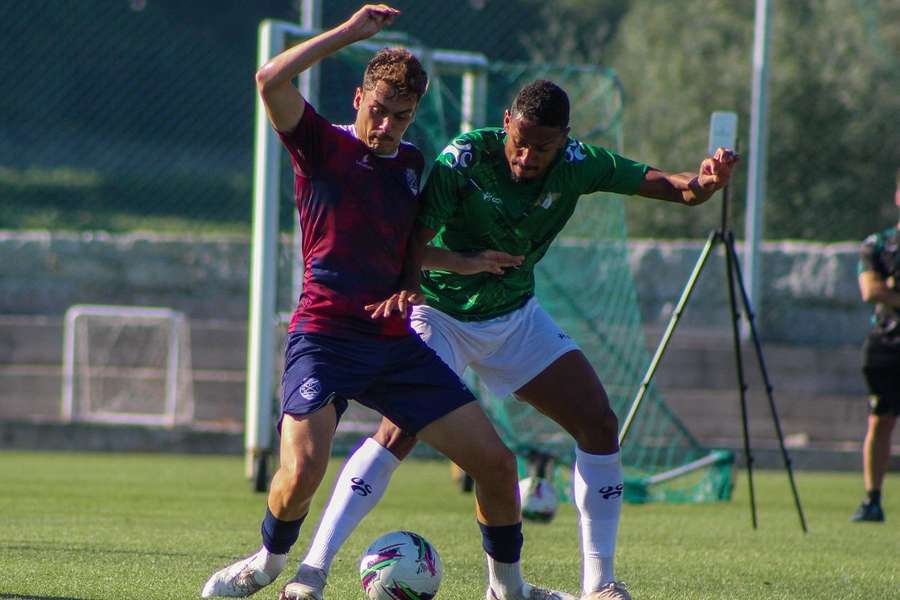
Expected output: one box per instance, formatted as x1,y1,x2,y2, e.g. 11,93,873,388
697,147,739,192
342,4,401,42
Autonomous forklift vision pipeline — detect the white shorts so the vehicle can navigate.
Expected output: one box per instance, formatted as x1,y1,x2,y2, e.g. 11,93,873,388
410,297,580,398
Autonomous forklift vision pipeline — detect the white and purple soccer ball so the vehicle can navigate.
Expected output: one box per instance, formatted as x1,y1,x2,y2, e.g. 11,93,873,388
519,476,559,523
359,530,443,600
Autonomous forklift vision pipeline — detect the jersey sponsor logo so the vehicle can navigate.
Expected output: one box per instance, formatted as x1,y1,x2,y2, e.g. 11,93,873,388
441,139,473,169
482,191,502,206
350,476,373,497
564,139,587,163
539,192,560,209
405,168,419,195
356,153,374,171
299,377,322,401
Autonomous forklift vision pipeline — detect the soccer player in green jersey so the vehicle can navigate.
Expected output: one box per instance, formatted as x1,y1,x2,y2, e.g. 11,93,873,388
289,80,737,600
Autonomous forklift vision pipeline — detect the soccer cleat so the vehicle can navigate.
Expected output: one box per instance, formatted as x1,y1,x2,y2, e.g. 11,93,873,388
850,501,885,522
201,553,277,598
581,581,632,600
279,564,327,600
486,583,578,600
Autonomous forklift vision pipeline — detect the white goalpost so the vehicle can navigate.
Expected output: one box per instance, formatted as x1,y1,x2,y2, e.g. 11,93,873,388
246,18,489,480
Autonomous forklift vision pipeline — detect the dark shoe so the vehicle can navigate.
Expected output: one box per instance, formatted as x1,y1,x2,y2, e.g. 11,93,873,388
850,501,884,522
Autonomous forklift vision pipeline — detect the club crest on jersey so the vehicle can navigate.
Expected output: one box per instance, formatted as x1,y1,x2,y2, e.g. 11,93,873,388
564,140,587,163
538,192,560,209
405,168,419,195
299,377,322,401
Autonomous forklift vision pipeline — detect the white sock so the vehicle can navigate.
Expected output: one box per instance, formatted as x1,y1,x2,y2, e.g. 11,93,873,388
301,437,400,573
573,448,623,593
486,554,525,597
249,546,287,580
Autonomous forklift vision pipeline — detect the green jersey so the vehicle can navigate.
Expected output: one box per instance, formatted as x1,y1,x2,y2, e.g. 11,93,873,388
417,127,649,321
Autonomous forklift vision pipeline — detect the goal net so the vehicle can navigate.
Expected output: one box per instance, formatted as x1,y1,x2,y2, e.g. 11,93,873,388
250,22,733,503
61,305,194,427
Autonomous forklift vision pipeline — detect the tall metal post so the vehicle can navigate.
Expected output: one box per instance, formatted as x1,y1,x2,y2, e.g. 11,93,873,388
744,0,772,333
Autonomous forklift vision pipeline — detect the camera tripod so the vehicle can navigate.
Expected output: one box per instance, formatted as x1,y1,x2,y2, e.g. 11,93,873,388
619,185,808,532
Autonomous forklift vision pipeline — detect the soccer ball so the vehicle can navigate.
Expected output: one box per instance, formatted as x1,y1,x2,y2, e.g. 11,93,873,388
519,476,559,523
359,530,442,600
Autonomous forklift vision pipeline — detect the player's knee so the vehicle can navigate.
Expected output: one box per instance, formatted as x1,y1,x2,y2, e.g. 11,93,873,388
574,405,619,452
372,422,417,459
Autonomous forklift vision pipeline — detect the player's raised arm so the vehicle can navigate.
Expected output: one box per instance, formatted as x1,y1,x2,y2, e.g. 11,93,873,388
255,4,400,132
637,147,739,206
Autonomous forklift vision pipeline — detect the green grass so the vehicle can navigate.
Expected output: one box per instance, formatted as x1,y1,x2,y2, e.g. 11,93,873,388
0,452,897,600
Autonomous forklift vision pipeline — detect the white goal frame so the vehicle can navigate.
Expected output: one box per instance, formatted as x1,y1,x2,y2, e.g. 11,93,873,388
246,19,489,474
61,304,193,427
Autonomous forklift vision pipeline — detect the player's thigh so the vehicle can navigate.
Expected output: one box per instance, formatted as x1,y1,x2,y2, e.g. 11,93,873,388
513,349,617,447
473,299,579,399
279,406,337,478
416,401,516,483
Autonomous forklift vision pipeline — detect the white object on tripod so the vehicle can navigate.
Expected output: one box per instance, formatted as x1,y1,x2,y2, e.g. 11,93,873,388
708,111,737,156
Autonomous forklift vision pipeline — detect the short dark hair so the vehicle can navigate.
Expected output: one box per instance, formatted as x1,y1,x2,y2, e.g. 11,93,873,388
363,48,428,101
510,80,570,128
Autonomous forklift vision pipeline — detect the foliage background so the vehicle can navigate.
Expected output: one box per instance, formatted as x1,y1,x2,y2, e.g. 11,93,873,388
1,0,898,240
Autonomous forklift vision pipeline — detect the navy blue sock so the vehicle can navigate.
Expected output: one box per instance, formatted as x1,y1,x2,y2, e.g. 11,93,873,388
478,522,523,563
867,489,882,506
261,507,305,554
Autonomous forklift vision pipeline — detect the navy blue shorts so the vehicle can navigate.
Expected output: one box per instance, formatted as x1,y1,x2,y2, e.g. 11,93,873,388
280,331,477,434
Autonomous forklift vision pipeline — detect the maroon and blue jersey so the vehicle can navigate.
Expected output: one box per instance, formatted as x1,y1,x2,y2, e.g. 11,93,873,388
277,103,424,339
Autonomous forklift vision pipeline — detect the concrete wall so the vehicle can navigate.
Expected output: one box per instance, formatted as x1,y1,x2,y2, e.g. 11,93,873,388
0,232,878,456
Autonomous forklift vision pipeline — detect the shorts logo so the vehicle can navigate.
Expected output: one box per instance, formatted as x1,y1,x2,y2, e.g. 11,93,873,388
299,377,322,401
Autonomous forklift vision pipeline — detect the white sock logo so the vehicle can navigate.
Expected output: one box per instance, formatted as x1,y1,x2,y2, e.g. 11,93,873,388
599,484,624,500
350,476,373,497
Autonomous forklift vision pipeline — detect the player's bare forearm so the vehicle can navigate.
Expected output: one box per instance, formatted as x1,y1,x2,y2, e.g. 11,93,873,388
860,272,900,309
637,148,738,206
400,224,437,289
256,5,400,131
423,246,466,272
423,246,524,275
638,169,709,205
365,224,435,319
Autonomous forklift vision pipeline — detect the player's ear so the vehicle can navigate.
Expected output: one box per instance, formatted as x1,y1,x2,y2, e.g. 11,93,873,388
353,87,363,111
503,110,511,131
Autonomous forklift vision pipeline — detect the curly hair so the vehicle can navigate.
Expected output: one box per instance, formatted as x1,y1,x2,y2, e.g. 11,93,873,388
510,80,570,129
362,47,428,101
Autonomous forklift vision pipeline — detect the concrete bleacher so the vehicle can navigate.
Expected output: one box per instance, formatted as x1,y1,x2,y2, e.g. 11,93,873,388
0,313,882,469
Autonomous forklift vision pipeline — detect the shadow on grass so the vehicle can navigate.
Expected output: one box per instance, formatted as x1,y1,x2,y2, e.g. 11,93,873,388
1,543,195,559
0,595,95,600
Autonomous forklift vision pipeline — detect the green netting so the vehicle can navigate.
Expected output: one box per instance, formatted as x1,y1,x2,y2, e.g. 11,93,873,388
277,31,734,504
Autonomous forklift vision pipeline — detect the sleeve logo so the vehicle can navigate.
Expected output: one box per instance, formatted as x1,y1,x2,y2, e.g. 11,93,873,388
440,139,474,169
564,139,587,163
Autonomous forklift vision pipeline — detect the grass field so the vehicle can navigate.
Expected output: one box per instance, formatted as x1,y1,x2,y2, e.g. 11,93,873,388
1,451,898,600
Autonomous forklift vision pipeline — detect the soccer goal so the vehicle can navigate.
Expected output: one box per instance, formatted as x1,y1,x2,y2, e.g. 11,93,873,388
61,304,194,427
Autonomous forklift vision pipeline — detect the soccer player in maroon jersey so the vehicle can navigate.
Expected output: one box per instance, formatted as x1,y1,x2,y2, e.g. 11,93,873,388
201,5,573,600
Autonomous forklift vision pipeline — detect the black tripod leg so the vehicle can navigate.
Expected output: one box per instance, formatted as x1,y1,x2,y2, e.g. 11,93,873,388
619,230,719,446
723,230,758,529
725,233,808,533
